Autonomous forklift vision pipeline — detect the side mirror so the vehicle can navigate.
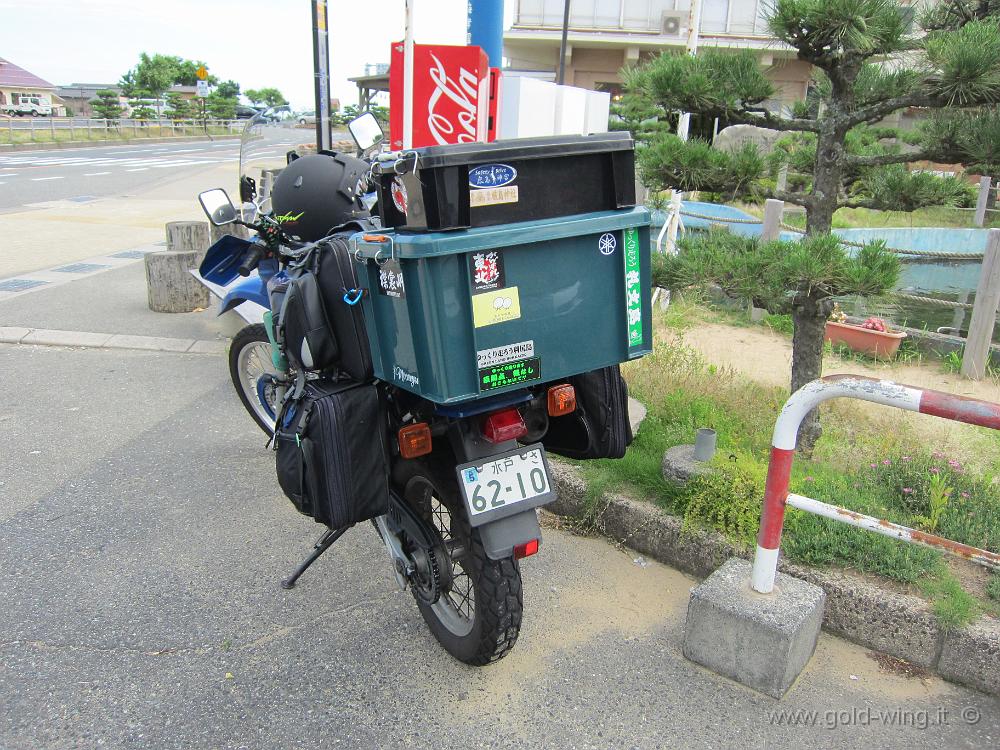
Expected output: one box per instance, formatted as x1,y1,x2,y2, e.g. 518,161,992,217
348,112,384,151
199,188,238,226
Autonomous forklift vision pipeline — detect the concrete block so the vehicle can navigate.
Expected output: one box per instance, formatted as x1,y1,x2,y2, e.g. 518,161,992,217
22,329,113,348
0,327,31,344
683,558,825,698
781,562,942,668
938,618,1000,695
105,334,196,353
662,444,711,486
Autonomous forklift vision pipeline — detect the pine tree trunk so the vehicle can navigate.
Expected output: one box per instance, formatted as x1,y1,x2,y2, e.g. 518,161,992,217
794,126,844,451
791,294,834,452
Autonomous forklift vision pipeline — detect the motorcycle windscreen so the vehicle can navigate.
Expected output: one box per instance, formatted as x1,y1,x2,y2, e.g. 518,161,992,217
199,234,257,285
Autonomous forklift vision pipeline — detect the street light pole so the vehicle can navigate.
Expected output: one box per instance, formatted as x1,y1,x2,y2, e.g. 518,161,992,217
403,0,415,149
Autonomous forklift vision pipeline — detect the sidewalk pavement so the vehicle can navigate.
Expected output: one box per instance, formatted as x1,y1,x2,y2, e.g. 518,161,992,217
0,220,997,748
0,161,235,278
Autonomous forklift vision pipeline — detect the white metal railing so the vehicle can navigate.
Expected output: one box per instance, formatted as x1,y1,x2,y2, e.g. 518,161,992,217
0,117,245,143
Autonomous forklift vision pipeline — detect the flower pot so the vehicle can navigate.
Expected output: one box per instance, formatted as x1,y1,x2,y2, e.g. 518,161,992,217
825,321,907,358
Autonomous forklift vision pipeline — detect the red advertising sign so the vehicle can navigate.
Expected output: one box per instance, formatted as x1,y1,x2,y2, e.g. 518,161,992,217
390,43,491,149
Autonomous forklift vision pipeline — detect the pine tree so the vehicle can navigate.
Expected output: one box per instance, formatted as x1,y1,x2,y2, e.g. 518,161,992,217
630,0,1000,448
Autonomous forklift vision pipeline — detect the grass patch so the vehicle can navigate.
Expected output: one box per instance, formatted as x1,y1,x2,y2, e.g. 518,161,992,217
587,307,1000,625
918,574,982,630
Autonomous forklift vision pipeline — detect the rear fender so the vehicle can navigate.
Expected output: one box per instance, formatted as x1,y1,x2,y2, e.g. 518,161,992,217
478,510,543,561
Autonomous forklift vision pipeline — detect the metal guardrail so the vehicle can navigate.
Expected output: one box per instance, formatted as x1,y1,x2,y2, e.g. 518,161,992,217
750,375,1000,595
0,117,245,143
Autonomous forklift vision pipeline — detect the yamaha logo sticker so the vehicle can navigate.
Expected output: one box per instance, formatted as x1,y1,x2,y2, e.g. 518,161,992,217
468,163,517,189
598,232,617,256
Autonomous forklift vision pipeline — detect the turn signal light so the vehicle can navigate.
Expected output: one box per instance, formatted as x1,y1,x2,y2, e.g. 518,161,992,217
547,384,576,416
398,422,432,459
482,408,528,444
514,539,540,559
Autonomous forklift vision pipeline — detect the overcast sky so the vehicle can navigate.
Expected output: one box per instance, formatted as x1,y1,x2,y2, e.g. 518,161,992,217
0,0,511,109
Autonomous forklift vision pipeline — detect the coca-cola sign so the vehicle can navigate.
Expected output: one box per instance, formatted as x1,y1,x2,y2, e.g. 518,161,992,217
390,43,490,149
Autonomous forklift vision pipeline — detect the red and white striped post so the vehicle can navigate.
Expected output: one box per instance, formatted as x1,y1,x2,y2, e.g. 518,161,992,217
751,375,1000,594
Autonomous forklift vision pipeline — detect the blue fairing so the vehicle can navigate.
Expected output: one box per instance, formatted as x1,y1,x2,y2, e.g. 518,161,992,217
220,274,269,315
200,235,257,285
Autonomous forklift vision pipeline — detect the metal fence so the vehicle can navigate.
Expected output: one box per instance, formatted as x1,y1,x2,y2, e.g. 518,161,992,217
0,117,245,144
751,375,1000,595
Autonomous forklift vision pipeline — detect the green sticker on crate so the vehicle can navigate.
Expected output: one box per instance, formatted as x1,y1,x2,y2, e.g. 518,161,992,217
624,226,643,347
478,357,541,391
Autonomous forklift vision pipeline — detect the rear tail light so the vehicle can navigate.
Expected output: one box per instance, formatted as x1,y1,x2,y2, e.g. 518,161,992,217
547,384,576,416
514,539,540,559
482,408,528,443
398,422,432,458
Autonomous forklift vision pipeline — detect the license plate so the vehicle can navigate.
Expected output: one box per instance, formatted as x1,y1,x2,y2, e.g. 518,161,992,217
457,445,552,521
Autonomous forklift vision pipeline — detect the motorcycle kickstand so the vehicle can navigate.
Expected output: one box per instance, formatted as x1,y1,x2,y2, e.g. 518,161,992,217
280,526,350,590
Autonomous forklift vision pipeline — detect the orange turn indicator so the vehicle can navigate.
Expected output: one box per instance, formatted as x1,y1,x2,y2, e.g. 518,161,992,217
547,384,576,417
398,423,432,459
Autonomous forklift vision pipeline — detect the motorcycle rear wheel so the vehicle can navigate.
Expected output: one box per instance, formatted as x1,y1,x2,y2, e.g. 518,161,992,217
229,324,279,436
396,461,523,666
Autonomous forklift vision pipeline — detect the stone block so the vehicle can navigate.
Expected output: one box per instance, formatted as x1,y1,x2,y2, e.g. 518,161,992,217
683,558,825,698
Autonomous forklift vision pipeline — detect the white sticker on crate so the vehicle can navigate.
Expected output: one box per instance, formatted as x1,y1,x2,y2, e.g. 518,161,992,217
476,340,535,368
470,185,519,207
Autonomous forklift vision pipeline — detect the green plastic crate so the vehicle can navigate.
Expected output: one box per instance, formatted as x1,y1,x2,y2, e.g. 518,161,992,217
351,207,651,403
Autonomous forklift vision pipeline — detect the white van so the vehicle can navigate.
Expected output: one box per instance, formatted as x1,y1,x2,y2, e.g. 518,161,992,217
1,95,52,116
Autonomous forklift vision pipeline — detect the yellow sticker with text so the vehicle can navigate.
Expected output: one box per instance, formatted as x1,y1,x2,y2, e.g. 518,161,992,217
472,287,521,328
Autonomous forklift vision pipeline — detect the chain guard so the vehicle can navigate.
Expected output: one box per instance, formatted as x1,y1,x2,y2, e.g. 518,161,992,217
386,492,452,605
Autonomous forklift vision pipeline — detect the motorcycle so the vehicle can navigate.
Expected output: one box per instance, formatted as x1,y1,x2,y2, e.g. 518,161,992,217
194,113,566,665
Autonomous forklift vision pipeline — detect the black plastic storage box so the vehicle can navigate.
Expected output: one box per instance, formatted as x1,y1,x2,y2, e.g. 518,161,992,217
377,132,636,232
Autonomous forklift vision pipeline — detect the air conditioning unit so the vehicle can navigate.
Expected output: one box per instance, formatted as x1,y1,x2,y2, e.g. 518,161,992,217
662,11,685,36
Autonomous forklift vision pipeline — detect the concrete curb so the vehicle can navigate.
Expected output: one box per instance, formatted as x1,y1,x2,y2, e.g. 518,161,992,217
0,134,241,153
0,326,225,355
548,462,1000,697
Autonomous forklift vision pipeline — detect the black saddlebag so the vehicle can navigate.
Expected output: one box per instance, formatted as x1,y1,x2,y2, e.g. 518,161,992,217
278,231,373,381
274,379,389,527
541,364,633,460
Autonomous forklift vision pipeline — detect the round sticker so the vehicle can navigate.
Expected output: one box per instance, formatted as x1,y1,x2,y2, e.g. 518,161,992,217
391,177,408,215
598,232,617,256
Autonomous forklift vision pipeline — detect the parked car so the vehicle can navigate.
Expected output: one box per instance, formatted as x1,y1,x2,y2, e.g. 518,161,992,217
235,104,263,119
297,110,316,125
1,95,51,117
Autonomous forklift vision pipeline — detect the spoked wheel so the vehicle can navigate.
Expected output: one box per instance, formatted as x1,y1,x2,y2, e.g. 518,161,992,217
396,461,523,666
228,324,280,436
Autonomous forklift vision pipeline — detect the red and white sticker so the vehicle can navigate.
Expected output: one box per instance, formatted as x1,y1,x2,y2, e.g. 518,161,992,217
391,176,408,215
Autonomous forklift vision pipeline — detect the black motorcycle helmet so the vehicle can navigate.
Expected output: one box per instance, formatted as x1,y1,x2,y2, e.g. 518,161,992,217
270,152,370,241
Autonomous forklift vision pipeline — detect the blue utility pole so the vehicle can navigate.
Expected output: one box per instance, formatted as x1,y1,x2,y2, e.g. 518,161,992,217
467,0,504,68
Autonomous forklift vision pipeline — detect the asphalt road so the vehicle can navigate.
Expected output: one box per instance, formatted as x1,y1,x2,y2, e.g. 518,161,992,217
0,127,309,211
1,267,998,748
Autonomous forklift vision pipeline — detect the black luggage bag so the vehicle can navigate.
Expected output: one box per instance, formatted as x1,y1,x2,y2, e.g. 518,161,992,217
542,365,633,460
279,231,373,381
274,379,389,528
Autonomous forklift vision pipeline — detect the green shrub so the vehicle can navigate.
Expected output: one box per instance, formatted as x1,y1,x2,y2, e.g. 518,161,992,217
680,455,766,549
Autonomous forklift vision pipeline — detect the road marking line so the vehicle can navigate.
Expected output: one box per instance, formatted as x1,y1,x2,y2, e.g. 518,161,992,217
83,171,111,176
126,168,149,172
31,176,64,181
